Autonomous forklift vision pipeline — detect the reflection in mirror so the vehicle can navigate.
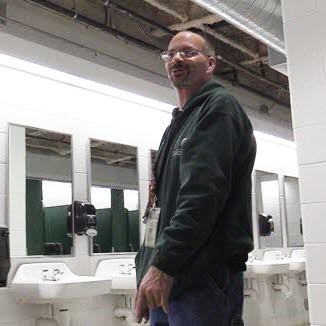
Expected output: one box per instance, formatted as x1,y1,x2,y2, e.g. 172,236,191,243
258,213,274,237
90,140,139,253
284,177,303,247
255,170,282,248
9,125,73,256
150,150,158,177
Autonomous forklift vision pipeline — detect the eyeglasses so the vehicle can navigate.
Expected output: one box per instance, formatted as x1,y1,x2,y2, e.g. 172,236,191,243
160,49,206,62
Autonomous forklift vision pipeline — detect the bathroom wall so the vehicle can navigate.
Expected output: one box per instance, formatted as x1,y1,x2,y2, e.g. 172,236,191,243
0,29,300,325
282,1,326,325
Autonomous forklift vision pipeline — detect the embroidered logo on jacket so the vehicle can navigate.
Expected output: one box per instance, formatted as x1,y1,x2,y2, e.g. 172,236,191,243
172,138,187,157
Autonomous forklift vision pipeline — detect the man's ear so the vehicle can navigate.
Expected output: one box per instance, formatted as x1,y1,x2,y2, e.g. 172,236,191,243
207,56,216,74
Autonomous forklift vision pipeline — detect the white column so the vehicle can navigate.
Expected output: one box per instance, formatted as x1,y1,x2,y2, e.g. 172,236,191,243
282,1,326,324
71,135,90,264
137,147,151,243
8,125,26,256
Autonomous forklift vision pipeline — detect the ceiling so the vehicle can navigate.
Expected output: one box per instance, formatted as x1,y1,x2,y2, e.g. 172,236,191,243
1,0,290,108
4,0,290,107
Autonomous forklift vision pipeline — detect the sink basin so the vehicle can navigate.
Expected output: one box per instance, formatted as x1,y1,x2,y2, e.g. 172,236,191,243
245,251,290,276
95,259,136,294
247,259,289,275
10,263,109,303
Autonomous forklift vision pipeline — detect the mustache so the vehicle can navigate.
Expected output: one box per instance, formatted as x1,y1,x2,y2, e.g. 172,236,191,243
170,62,188,70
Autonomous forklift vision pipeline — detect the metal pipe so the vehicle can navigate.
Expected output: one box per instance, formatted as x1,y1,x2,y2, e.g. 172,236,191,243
191,0,286,55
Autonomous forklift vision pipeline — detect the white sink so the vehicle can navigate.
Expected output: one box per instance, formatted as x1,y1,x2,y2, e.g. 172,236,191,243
10,263,110,303
95,259,136,294
247,259,289,275
245,251,290,276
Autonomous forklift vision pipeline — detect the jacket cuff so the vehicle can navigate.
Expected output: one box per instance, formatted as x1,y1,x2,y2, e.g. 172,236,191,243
151,252,178,277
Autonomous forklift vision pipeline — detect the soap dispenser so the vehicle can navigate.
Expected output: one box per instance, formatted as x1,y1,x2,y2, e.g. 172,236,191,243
67,201,97,237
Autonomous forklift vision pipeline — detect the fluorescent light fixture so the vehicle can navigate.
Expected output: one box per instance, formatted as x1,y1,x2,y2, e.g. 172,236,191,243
0,53,295,148
0,53,174,113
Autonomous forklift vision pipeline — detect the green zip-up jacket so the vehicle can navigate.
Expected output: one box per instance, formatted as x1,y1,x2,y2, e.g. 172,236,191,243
135,80,256,298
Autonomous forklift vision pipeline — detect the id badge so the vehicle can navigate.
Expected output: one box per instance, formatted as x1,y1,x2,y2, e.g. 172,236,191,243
144,207,161,248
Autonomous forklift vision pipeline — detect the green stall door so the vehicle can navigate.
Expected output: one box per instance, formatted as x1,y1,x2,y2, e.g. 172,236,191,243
26,179,45,255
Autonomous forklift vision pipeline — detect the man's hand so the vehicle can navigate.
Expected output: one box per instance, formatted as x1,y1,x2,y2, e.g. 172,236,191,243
134,266,174,323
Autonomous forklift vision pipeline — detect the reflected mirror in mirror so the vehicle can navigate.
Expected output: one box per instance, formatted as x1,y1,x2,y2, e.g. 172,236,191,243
284,176,303,247
90,140,139,253
9,125,73,256
255,170,282,248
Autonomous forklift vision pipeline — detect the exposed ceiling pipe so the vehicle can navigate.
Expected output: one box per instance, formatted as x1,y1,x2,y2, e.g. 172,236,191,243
191,0,286,55
144,0,189,22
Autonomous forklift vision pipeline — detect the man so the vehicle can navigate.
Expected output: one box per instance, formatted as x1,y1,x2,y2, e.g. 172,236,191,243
135,30,256,326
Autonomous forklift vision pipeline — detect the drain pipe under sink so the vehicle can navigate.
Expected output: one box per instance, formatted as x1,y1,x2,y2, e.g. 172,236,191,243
114,307,139,325
55,309,71,326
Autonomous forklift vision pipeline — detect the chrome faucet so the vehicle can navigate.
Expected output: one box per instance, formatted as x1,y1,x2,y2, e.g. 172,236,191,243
42,268,63,281
120,264,135,275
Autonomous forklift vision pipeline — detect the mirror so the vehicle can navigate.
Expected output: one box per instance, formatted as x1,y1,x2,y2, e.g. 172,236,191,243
9,125,73,256
90,139,139,253
255,170,282,248
284,176,303,247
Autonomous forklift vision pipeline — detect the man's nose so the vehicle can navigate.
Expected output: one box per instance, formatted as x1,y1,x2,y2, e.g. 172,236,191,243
171,51,184,63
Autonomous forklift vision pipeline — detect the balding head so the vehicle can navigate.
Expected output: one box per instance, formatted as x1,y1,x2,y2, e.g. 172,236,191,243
169,31,215,57
164,30,216,90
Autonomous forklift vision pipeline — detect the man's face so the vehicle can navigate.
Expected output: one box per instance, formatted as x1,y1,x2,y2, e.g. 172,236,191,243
165,32,215,89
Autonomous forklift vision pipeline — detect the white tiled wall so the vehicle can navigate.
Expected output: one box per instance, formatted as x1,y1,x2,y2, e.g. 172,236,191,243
301,203,326,244
282,0,326,324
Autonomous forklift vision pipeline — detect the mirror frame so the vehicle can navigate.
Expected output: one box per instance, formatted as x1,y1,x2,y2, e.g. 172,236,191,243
8,123,74,257
88,137,141,256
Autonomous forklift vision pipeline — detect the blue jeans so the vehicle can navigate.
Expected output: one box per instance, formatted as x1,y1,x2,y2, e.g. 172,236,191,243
150,270,244,326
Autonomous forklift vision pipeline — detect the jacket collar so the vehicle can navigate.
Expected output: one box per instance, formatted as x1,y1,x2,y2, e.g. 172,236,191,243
172,79,223,118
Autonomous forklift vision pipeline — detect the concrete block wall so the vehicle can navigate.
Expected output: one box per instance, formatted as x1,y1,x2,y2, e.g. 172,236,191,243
282,1,326,324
